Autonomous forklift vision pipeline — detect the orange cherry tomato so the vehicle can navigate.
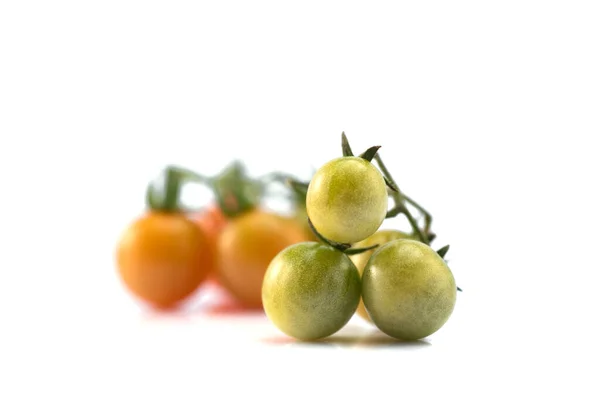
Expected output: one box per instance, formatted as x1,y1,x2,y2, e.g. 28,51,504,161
116,212,214,309
215,209,312,309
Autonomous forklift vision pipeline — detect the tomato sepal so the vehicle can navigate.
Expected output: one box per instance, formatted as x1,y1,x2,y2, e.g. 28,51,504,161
359,145,381,162
437,244,450,259
341,131,354,157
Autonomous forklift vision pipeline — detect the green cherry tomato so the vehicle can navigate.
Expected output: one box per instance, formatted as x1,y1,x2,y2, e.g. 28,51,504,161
262,242,361,341
349,229,414,323
362,239,457,340
306,157,388,244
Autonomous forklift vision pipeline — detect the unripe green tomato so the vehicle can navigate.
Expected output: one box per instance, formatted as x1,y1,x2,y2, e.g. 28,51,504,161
362,239,456,340
349,229,414,323
262,242,361,341
306,157,388,244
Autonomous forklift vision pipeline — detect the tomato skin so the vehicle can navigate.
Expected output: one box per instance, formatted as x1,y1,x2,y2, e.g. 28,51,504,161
194,205,228,285
216,209,311,309
194,205,228,246
306,157,388,244
262,242,361,341
116,212,213,309
349,229,414,323
362,239,456,340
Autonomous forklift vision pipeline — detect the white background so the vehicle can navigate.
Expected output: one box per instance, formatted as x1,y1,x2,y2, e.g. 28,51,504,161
1,1,599,399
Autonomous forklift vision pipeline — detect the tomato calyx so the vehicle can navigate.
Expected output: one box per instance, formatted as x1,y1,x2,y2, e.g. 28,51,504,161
145,161,316,221
437,244,450,258
342,131,400,194
146,165,211,213
340,132,433,245
211,161,262,218
145,162,263,218
359,145,382,162
341,132,384,163
341,131,354,157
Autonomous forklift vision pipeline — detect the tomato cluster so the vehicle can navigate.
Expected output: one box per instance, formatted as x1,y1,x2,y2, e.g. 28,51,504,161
262,133,460,341
115,162,314,311
115,132,461,343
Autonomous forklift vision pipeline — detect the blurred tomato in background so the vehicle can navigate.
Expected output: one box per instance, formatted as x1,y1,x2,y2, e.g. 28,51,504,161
215,208,312,309
116,212,214,310
116,160,315,314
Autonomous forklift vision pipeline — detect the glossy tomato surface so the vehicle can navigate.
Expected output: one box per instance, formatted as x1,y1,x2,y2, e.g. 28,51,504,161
349,229,414,322
262,242,361,341
362,239,457,340
216,209,311,308
306,157,388,244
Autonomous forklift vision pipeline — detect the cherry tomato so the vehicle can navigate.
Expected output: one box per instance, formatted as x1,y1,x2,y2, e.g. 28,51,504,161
306,156,388,244
216,209,311,308
349,229,414,323
362,239,457,340
262,242,361,340
116,212,213,309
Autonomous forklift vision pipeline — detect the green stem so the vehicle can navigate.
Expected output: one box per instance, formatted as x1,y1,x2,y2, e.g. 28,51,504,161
437,244,450,259
404,195,433,237
307,217,351,251
166,165,213,185
146,165,210,212
211,161,263,218
344,243,379,255
374,153,428,245
258,171,299,185
148,168,175,212
145,162,263,217
341,132,354,156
